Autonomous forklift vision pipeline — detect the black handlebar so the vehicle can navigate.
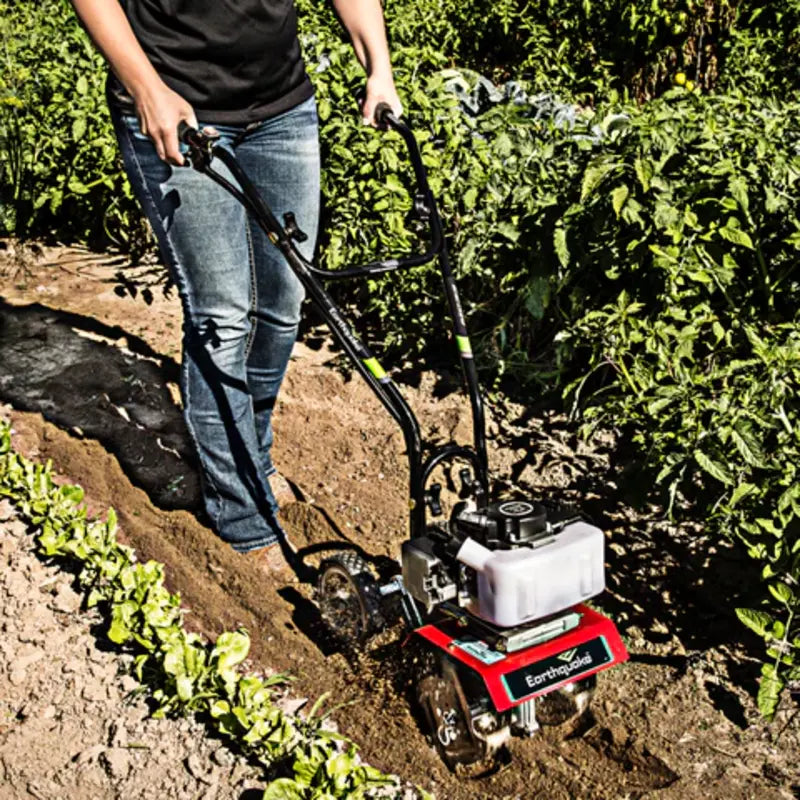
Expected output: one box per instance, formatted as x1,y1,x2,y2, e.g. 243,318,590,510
177,98,441,279
313,102,442,279
177,121,220,170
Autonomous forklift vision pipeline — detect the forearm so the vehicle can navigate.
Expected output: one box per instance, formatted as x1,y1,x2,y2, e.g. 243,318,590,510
331,0,400,120
68,0,162,100
331,0,393,80
68,0,194,163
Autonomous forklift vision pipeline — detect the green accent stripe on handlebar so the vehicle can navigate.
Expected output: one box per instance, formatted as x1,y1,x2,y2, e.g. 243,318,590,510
363,357,389,382
456,335,473,357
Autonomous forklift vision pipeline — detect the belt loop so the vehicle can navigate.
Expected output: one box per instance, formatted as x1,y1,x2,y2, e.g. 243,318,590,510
232,120,261,147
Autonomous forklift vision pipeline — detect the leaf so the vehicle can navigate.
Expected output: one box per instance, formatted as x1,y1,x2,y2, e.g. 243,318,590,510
785,230,800,251
317,97,331,122
729,176,749,215
66,176,90,195
163,644,183,676
107,619,131,644
85,585,105,608
496,221,520,242
634,157,652,192
326,749,358,779
212,629,250,672
106,507,118,536
554,226,569,268
756,517,781,535
757,664,783,721
293,751,323,788
580,159,617,202
647,395,675,415
730,422,766,468
71,116,87,141
524,276,550,320
611,185,629,218
655,460,677,484
736,608,771,637
383,174,405,194
175,675,194,702
648,244,677,262
209,700,230,718
768,582,794,605
694,450,734,485
262,779,306,800
59,484,84,504
729,482,757,508
718,220,754,249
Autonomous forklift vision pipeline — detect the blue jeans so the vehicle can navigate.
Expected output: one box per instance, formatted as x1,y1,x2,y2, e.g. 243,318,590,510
109,96,320,552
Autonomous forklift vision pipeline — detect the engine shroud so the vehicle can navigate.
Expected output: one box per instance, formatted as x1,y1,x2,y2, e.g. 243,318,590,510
402,500,606,627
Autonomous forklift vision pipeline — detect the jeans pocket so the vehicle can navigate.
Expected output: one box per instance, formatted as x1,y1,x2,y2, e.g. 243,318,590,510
120,114,149,143
120,113,191,159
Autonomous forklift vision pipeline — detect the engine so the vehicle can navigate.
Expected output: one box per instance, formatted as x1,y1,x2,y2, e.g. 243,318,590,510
402,500,605,628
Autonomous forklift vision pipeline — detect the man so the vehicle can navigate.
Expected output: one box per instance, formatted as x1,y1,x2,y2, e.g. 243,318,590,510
68,0,402,576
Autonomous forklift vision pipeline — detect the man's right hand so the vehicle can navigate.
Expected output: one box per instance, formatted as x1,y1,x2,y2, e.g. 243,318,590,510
133,81,197,165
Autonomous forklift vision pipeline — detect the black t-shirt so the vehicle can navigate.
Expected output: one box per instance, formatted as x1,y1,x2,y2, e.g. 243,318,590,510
114,0,313,123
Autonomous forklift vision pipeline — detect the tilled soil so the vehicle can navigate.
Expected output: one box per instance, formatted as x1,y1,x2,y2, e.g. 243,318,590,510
1,241,798,799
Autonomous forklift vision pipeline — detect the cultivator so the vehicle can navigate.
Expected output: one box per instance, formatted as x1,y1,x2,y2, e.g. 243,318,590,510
181,104,628,769
317,500,628,768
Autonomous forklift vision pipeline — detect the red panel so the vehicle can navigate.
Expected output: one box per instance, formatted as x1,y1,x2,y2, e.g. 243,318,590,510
415,605,628,713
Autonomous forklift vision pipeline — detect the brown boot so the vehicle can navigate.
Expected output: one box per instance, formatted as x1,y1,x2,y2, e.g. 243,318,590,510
245,541,297,583
268,472,298,509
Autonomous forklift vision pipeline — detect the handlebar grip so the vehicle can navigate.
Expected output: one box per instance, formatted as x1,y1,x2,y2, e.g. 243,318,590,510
177,120,194,143
374,102,396,130
178,122,220,169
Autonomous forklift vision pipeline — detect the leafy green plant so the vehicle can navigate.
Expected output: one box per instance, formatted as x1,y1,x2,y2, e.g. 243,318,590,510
0,0,142,246
5,0,794,251
718,1,800,97
373,0,740,100
0,421,422,799
555,88,800,717
5,0,799,719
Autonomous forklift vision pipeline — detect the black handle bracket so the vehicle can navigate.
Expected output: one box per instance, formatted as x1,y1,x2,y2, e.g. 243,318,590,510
283,212,308,243
177,122,220,170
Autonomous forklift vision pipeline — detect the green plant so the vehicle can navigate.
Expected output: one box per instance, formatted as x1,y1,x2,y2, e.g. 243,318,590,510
0,0,142,245
555,88,800,717
378,0,741,101
718,1,800,96
5,0,799,718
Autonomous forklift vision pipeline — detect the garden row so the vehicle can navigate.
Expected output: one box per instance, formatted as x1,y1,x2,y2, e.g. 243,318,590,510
0,420,423,799
1,0,798,714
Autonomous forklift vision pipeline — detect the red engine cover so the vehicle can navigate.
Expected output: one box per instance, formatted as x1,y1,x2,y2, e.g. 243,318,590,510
414,605,628,713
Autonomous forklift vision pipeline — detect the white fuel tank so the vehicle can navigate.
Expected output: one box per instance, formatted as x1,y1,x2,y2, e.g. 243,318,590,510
456,520,605,628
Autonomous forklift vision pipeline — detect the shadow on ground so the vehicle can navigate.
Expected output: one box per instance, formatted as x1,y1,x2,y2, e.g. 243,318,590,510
0,299,199,511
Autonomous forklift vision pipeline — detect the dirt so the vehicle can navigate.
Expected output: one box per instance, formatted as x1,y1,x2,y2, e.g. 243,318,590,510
0,498,271,800
1,239,798,800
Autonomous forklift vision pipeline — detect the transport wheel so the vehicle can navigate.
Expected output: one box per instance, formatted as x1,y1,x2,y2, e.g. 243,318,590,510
317,551,383,645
